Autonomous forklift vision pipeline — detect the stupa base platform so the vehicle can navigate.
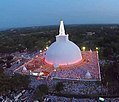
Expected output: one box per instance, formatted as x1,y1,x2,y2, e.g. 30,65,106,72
15,51,101,81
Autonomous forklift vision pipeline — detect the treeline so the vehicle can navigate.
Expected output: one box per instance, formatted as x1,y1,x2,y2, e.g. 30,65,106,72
0,24,119,56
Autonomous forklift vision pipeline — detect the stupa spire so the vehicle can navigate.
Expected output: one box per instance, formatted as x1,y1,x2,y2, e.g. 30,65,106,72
59,20,65,35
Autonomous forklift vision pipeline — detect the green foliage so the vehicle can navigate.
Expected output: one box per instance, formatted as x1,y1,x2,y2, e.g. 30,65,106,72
0,73,30,95
38,84,49,94
0,25,119,56
34,84,49,101
55,82,64,92
0,68,4,74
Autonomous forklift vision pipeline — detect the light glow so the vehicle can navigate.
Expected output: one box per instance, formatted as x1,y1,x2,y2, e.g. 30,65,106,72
46,46,48,50
39,72,44,76
45,58,82,66
82,47,86,51
99,97,104,101
40,50,42,53
32,72,38,76
96,47,99,50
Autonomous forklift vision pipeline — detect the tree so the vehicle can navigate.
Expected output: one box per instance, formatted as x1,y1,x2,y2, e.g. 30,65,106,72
55,82,64,93
38,84,49,94
11,74,30,89
0,67,4,74
0,74,30,95
34,84,49,101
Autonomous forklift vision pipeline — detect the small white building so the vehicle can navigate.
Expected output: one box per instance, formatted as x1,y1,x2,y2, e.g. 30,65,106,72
85,71,92,79
22,66,27,72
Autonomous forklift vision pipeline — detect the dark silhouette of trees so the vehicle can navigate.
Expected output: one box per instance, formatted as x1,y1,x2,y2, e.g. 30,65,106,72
0,68,4,74
34,84,49,101
0,73,30,95
55,82,65,93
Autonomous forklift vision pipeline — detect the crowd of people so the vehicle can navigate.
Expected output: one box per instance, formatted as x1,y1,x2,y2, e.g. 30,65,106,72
17,51,101,81
44,95,119,102
50,51,100,81
43,79,108,95
2,51,118,101
62,81,108,95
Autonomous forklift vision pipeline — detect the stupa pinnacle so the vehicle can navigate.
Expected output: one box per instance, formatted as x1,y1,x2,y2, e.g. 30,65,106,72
59,20,65,35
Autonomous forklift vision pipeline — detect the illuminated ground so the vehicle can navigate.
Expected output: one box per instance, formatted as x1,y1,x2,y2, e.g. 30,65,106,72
15,51,101,81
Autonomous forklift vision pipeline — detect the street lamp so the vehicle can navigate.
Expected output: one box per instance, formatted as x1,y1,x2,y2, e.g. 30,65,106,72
96,47,99,50
46,46,48,50
40,50,42,53
99,97,105,102
82,47,86,51
96,47,99,53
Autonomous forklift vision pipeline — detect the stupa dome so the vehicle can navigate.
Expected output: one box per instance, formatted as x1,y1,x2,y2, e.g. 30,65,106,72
45,21,82,65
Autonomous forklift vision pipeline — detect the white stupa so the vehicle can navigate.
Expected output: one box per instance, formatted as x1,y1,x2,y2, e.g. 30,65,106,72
85,71,92,79
45,20,82,65
22,66,27,72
